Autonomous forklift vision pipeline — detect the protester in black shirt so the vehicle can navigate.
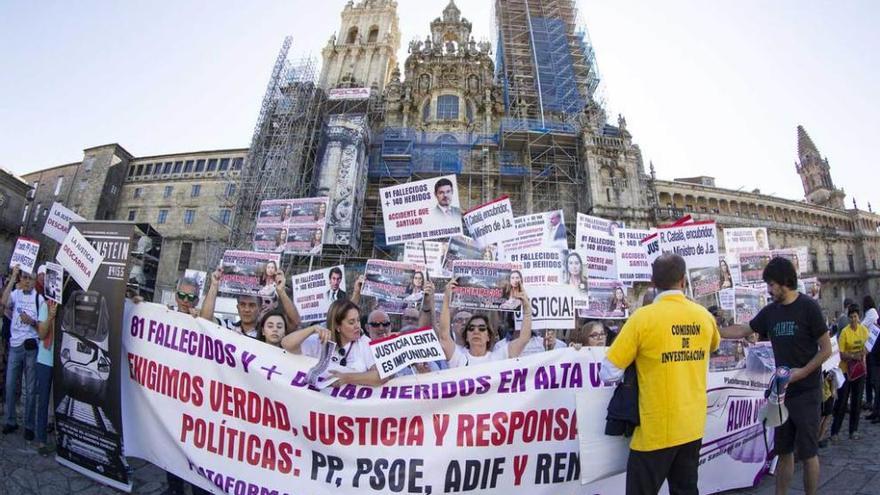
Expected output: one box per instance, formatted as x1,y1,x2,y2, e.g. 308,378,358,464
720,257,832,495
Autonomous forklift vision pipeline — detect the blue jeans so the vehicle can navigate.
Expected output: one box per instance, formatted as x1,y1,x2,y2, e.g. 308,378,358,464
4,343,37,430
35,363,52,443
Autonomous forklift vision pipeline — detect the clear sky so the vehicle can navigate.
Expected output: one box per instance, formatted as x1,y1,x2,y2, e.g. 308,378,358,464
0,0,876,208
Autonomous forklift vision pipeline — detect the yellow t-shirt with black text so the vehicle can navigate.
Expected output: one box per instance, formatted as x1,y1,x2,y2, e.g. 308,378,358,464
606,292,721,452
837,323,869,374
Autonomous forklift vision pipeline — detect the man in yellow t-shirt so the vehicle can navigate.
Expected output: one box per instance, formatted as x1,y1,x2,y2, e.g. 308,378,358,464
829,304,869,441
601,253,720,495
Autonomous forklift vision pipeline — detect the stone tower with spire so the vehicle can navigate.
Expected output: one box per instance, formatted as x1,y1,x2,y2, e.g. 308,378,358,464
319,0,400,93
795,125,845,209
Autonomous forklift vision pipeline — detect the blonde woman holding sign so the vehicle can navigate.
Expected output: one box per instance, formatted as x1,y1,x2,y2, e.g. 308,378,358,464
437,278,532,367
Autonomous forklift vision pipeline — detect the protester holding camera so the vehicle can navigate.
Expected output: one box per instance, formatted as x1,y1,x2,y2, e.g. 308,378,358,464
719,257,831,495
1,265,51,442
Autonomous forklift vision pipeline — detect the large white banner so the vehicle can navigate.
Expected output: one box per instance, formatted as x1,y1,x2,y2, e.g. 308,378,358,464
380,175,463,245
723,228,769,255
614,228,652,283
121,303,773,495
43,202,85,243
463,196,516,248
292,266,347,323
575,214,618,280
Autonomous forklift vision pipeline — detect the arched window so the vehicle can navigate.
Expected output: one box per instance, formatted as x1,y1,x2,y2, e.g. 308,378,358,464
346,27,358,44
437,95,460,120
367,26,379,43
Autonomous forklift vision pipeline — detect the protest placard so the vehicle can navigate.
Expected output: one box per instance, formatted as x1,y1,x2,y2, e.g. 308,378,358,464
55,227,103,290
442,235,486,274
256,197,329,226
866,323,880,353
614,228,652,283
291,266,346,323
579,279,629,319
719,254,736,288
734,287,766,325
218,250,281,297
370,327,446,379
44,262,64,304
498,210,568,254
253,224,288,253
451,260,521,311
463,196,515,248
723,227,769,255
380,175,463,244
640,231,661,267
738,251,771,283
575,213,618,279
285,225,325,256
362,260,427,313
42,202,85,243
513,284,577,330
771,248,804,274
688,265,722,298
657,220,720,270
183,269,207,298
801,277,821,299
10,237,40,275
403,240,449,278
505,248,565,285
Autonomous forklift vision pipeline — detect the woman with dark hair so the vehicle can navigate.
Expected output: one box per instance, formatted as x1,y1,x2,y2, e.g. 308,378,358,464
610,286,629,314
499,270,524,310
282,299,384,386
404,271,425,303
259,261,280,297
437,278,532,367
719,258,734,289
830,304,869,441
258,309,288,347
563,251,588,292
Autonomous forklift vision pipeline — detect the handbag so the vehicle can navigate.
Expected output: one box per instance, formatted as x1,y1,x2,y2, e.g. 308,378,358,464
847,359,867,381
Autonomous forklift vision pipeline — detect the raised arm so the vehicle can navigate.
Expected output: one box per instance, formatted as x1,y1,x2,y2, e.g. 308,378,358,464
437,278,458,360
507,288,532,358
199,267,221,320
350,275,364,305
274,270,301,331
281,325,328,355
1,265,19,310
418,279,436,329
719,324,754,340
37,300,57,339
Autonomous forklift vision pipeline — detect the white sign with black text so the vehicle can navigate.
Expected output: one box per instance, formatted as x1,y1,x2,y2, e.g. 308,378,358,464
55,226,103,290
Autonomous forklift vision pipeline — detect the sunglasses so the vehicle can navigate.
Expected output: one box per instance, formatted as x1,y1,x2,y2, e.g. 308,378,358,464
177,291,198,302
466,324,488,332
368,321,392,328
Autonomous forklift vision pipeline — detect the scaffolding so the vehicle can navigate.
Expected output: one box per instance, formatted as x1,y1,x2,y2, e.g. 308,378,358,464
217,37,325,270
494,0,600,127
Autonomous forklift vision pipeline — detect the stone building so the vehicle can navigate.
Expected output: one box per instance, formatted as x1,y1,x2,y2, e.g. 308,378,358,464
0,168,31,268
21,146,245,299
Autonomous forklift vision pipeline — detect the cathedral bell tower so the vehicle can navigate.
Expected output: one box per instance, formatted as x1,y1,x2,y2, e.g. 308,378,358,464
795,125,845,210
319,0,400,93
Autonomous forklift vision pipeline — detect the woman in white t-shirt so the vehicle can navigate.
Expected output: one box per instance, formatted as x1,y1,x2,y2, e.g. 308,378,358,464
437,278,532,368
282,299,384,386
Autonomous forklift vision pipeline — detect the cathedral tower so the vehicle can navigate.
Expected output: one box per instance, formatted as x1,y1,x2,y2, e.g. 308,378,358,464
796,125,845,209
319,0,400,93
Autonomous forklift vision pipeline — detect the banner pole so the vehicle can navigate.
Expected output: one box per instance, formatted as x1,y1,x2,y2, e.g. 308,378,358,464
308,255,314,272
421,241,430,281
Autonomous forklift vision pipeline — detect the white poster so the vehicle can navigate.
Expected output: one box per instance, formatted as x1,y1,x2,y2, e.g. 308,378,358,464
866,323,880,353
55,227,103,290
613,228,652,283
499,210,568,255
403,241,449,278
10,237,40,275
723,227,769,255
640,231,661,268
121,302,773,495
42,202,85,243
369,327,446,379
291,266,347,323
44,262,64,304
463,196,516,248
575,214,618,279
505,248,565,285
658,221,720,297
513,284,577,330
380,175,463,245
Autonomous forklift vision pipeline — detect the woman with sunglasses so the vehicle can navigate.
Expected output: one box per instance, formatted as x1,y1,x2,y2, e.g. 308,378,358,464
437,278,532,368
258,309,289,348
282,299,385,386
